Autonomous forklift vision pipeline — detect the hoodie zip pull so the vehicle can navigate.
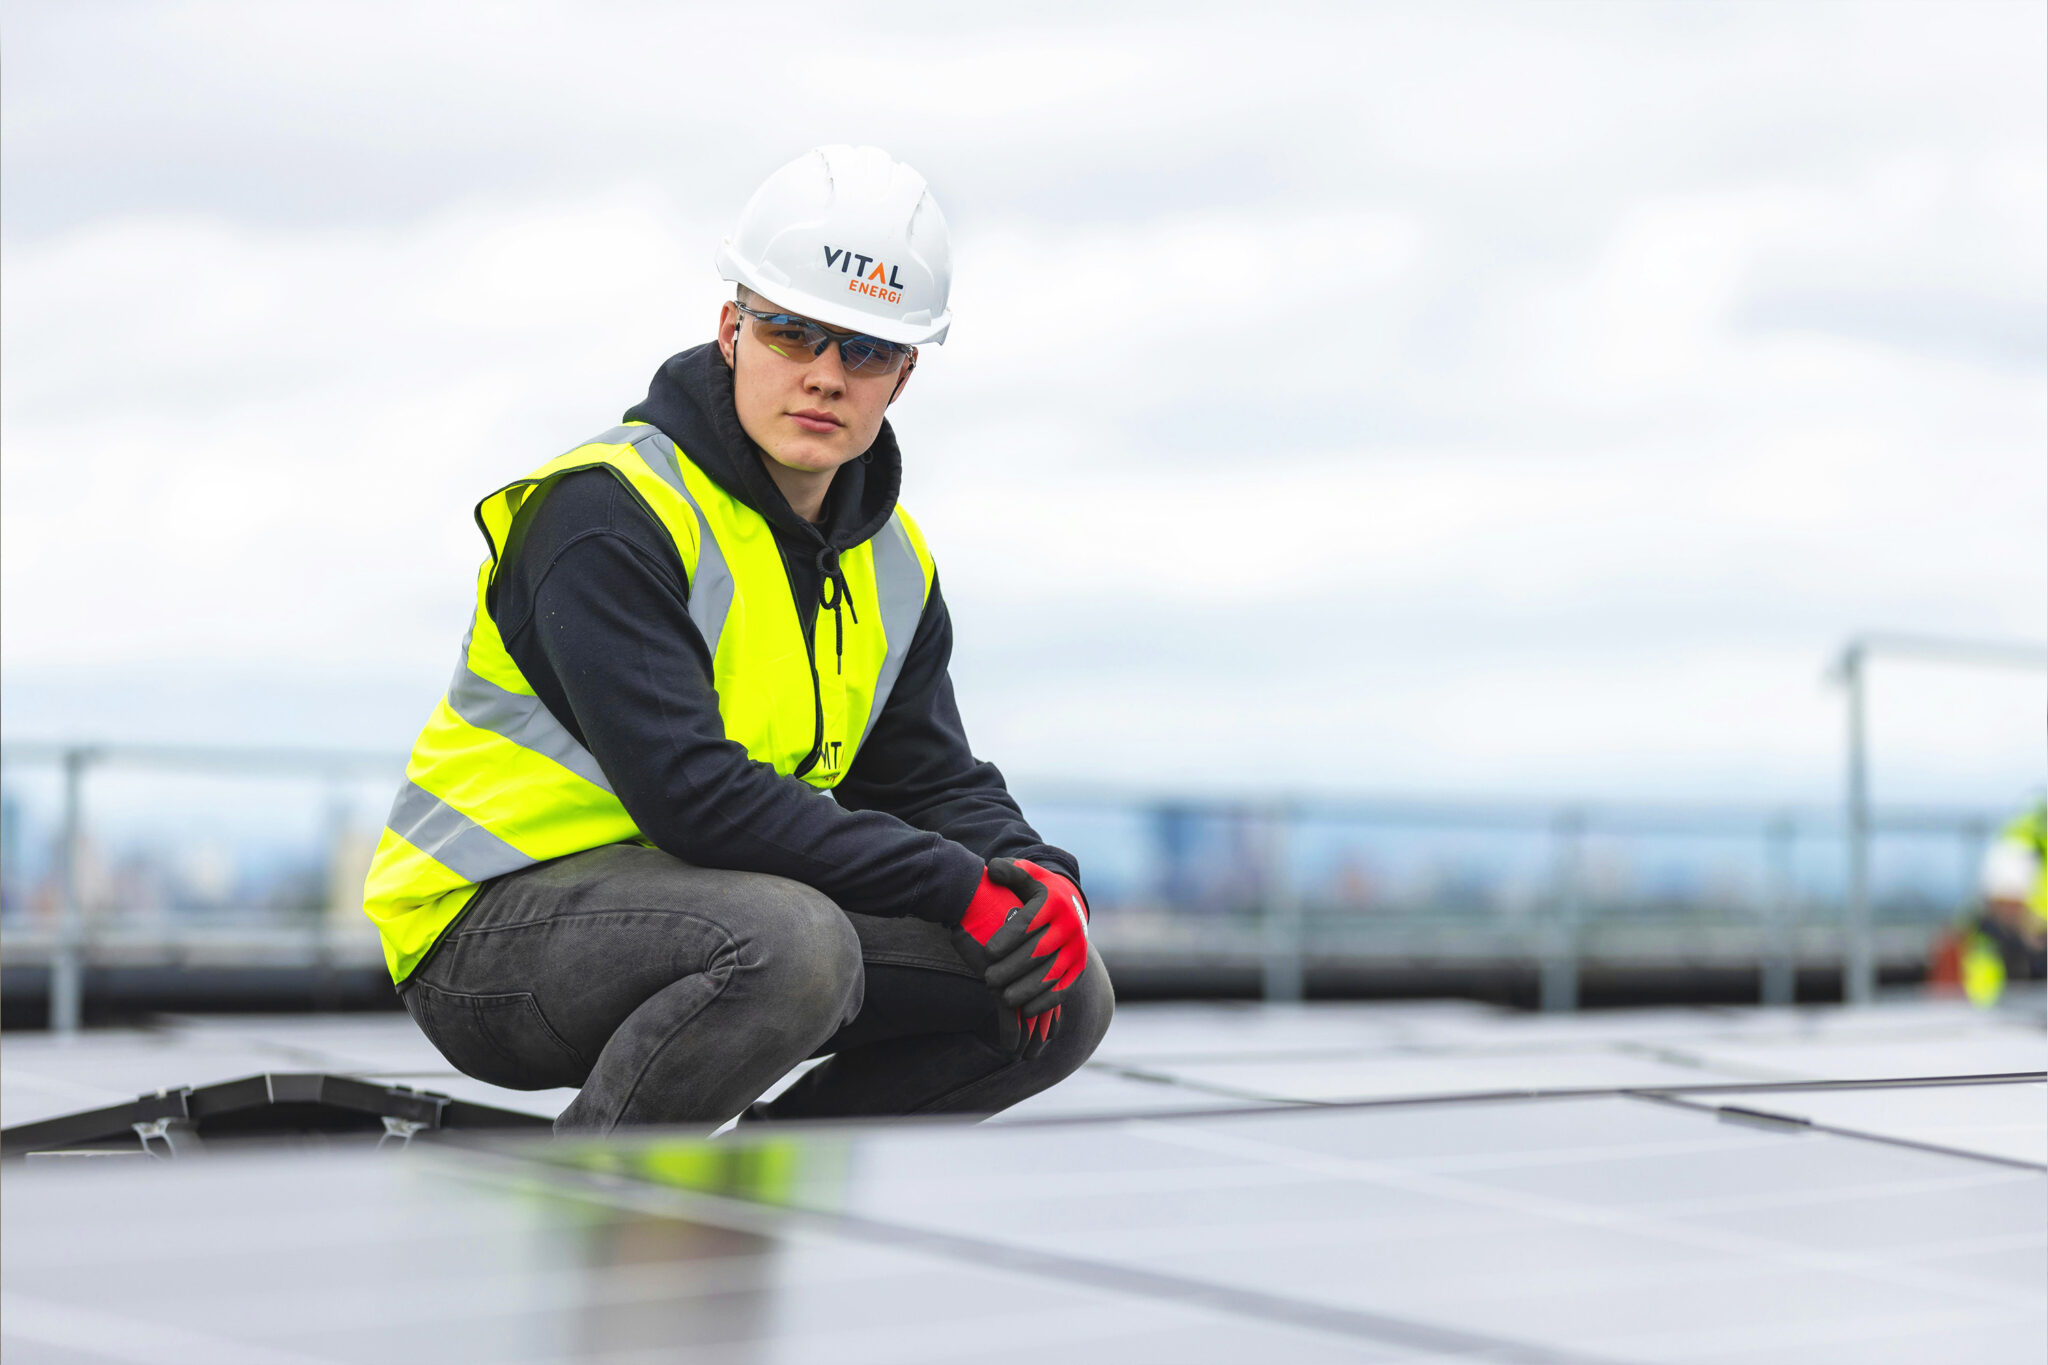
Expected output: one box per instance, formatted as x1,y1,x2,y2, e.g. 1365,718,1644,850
816,548,858,674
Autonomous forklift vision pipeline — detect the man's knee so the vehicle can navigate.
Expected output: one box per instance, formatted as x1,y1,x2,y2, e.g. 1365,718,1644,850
1040,946,1114,1075
737,876,865,1032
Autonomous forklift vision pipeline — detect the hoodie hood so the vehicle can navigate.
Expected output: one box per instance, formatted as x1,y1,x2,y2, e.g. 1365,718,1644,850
622,343,902,554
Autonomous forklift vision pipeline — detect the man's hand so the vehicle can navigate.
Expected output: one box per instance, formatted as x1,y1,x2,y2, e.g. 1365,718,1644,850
953,860,1084,1059
984,858,1089,1036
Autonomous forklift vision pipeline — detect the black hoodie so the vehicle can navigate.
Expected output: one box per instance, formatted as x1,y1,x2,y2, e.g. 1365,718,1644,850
485,343,1077,925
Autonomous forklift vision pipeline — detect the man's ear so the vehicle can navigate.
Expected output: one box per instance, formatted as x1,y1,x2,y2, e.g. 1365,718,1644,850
718,303,738,368
888,350,918,405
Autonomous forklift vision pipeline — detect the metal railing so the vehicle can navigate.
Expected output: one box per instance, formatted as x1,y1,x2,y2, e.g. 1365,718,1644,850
1018,786,2003,1005
0,740,2019,1031
2,741,403,1033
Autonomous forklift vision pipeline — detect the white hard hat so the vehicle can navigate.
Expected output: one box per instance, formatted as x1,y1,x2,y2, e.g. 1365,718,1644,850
715,145,952,346
1981,835,2039,903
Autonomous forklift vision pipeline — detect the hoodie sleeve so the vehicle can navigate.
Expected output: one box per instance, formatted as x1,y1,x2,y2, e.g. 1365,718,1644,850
488,467,987,924
834,574,1082,889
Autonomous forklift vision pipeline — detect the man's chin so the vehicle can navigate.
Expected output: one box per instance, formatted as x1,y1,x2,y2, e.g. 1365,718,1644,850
765,441,854,475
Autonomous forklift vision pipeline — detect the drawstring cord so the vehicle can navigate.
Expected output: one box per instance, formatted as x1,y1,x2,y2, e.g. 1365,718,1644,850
815,547,858,673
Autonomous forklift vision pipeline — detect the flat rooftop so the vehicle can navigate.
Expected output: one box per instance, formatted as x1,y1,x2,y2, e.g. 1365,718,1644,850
4,997,2043,1363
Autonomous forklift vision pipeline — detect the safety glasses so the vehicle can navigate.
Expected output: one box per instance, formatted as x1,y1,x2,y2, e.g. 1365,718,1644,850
733,300,914,378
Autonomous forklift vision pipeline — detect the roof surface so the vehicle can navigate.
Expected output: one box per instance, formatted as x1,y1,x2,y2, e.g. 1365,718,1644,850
4,997,2042,1363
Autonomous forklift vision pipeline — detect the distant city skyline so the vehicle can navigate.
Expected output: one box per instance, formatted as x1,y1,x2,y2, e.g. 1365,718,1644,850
0,759,2006,932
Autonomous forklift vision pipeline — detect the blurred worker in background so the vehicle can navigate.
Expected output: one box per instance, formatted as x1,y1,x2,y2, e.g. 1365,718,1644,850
361,146,1110,1133
1929,799,2046,1007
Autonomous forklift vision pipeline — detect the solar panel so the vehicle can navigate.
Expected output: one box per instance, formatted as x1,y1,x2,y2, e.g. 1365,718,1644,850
3,1001,2041,1363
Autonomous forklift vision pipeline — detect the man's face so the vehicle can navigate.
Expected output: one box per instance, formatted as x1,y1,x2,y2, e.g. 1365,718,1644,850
718,296,913,477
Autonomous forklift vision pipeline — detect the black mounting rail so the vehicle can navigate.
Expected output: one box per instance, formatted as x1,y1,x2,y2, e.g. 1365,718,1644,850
1,1072,552,1158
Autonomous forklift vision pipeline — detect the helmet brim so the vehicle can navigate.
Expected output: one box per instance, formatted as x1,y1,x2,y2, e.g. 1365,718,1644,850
716,243,951,347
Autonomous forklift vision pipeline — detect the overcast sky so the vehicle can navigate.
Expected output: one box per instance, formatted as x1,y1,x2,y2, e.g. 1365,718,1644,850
3,0,2043,806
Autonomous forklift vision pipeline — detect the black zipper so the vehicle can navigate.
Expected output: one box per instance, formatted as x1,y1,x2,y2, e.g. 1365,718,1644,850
791,625,825,780
780,539,827,780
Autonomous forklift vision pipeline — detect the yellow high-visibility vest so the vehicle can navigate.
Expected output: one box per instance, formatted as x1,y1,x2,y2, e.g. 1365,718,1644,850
2005,802,2046,926
1962,801,2046,1007
361,422,935,980
1961,930,2007,1008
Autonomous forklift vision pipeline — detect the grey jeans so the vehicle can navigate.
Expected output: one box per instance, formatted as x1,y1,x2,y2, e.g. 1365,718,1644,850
398,843,1114,1134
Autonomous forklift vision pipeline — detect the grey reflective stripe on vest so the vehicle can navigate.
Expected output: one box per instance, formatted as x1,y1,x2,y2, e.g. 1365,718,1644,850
590,424,736,654
584,425,922,763
447,659,613,795
443,616,614,793
385,780,533,883
857,512,930,752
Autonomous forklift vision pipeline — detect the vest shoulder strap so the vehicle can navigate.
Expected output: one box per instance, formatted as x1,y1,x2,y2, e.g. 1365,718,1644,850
855,507,938,753
478,423,739,655
889,505,939,600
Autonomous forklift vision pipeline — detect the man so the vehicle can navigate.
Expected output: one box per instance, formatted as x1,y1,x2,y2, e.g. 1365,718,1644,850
363,146,1111,1133
1931,799,2046,1006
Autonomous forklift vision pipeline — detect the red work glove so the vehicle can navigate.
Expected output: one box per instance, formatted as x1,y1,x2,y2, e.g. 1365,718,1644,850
982,857,1090,1042
952,866,1055,1058
954,859,1081,1064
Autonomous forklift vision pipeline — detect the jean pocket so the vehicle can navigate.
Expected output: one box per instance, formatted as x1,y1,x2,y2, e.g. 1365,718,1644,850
407,983,587,1091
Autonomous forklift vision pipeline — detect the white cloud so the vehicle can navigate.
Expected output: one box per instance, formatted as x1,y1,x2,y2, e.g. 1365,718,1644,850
2,0,2041,806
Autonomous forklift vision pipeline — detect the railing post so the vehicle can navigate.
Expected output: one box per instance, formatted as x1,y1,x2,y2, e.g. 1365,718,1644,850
1260,802,1303,1003
1823,632,2048,1003
1761,814,1796,1006
1540,808,1584,1012
1842,645,1874,1005
1958,819,1989,920
50,746,92,1035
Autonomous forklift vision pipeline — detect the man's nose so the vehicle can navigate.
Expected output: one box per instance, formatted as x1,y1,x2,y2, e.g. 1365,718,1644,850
805,342,848,398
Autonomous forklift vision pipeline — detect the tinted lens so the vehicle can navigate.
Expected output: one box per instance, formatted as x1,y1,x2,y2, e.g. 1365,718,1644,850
746,308,905,376
748,315,828,361
838,335,908,376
